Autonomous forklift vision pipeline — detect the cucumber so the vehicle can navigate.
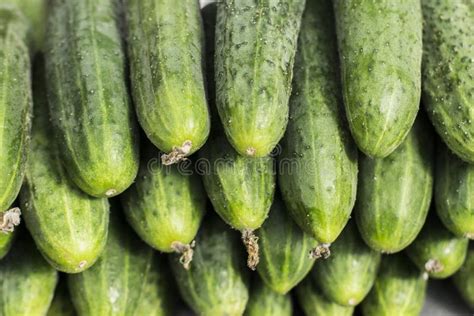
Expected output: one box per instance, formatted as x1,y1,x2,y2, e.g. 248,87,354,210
333,0,422,158
20,58,109,273
47,279,76,316
214,0,306,157
453,243,474,309
435,142,474,239
355,115,434,253
0,235,58,316
68,208,154,316
257,197,317,294
310,221,381,306
406,213,469,279
244,277,292,316
361,254,427,316
45,0,139,198
421,0,474,163
7,0,46,52
200,135,275,270
0,228,15,259
121,142,206,269
170,214,249,316
279,0,358,251
124,0,210,165
296,278,354,316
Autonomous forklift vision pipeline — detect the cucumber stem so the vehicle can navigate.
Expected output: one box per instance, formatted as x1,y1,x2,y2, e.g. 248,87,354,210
242,229,259,270
424,259,443,274
161,140,192,165
309,243,331,259
171,240,195,270
0,207,21,233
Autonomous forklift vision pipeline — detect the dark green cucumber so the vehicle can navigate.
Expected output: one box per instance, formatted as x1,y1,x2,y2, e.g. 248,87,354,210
361,254,427,316
0,235,58,316
244,277,292,316
422,0,474,163
333,0,422,158
311,221,381,306
8,0,46,52
47,278,76,316
355,115,434,253
170,214,249,316
0,229,15,259
121,142,206,268
20,58,109,273
296,278,354,316
68,208,154,316
257,197,317,294
200,135,275,269
125,0,210,165
279,0,358,248
453,243,474,309
45,0,139,198
215,0,306,157
435,142,474,239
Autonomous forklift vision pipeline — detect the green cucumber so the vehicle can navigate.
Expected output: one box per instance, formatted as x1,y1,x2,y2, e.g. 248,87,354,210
279,0,358,250
421,0,474,163
45,0,139,198
124,0,210,165
200,135,275,270
20,58,109,273
0,228,15,259
333,0,422,158
453,243,474,309
257,197,317,294
68,208,154,316
296,278,354,316
170,214,249,316
435,142,474,239
215,0,306,157
406,213,469,279
310,221,381,306
355,115,434,253
121,142,206,269
0,235,58,316
244,277,292,316
47,279,76,316
361,254,427,316
7,0,46,52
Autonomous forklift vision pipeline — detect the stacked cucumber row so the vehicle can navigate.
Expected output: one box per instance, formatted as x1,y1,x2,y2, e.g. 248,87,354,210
0,0,473,315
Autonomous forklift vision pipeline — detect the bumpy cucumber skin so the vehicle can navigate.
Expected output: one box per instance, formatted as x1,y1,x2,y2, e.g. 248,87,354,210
422,1,474,163
453,244,474,309
407,214,468,279
279,0,358,244
125,0,210,155
45,0,139,198
20,59,109,274
215,0,306,157
361,254,427,316
170,215,249,316
296,278,354,316
311,221,381,306
121,143,206,253
435,142,474,238
0,230,15,259
68,209,154,316
200,135,275,230
355,116,434,253
0,235,58,316
244,278,292,316
257,197,317,294
333,0,422,158
47,279,76,316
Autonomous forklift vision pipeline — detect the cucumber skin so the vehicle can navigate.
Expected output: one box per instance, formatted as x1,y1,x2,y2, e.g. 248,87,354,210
125,0,210,155
435,142,474,238
422,1,474,163
279,0,358,244
311,221,381,306
8,0,46,52
361,254,427,316
200,135,275,230
0,231,15,259
257,197,317,295
333,0,422,158
47,279,76,316
215,0,306,157
355,116,434,253
170,215,249,316
453,244,474,309
120,143,206,253
407,214,468,279
244,278,292,316
20,58,109,273
45,0,139,198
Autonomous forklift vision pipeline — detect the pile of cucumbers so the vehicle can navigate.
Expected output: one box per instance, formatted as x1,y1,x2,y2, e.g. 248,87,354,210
0,0,472,315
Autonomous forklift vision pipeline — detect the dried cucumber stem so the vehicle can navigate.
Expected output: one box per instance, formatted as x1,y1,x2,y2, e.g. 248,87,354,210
0,207,21,233
161,140,193,165
309,243,331,259
424,259,443,274
171,240,196,270
242,229,259,270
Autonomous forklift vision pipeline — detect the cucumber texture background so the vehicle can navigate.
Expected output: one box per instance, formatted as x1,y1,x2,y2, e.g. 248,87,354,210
453,243,474,309
244,277,292,316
